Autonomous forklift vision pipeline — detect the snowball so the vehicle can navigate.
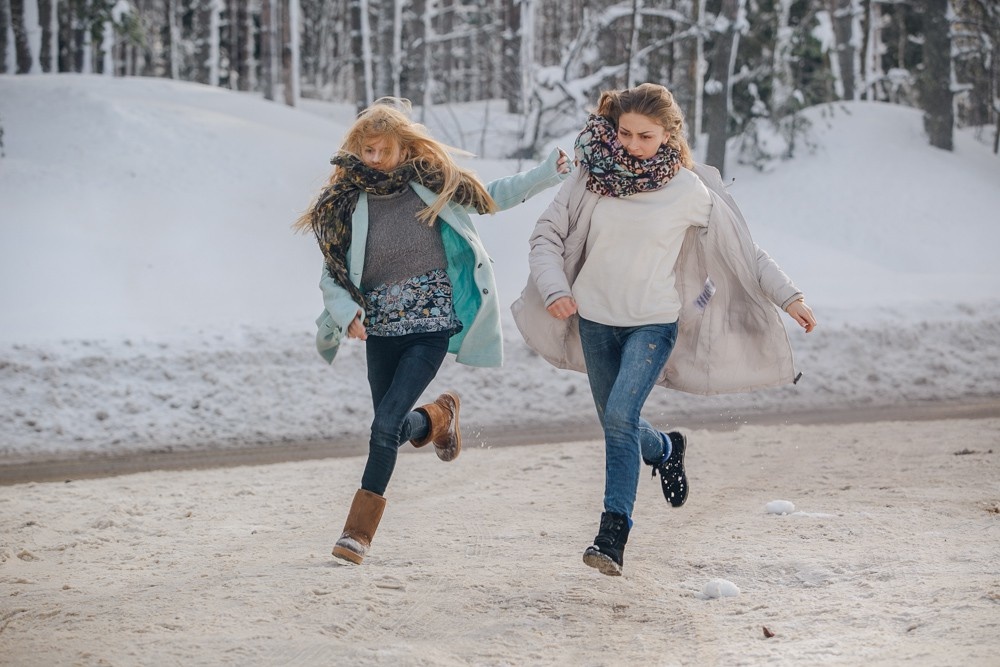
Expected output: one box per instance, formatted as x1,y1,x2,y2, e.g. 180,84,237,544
766,500,796,515
703,579,740,598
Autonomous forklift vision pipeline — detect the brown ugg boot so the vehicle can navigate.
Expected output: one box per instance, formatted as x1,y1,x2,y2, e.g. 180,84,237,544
409,391,461,462
332,489,387,565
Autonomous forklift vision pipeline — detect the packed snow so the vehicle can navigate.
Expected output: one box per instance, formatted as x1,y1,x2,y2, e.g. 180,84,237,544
1,74,998,461
3,419,998,664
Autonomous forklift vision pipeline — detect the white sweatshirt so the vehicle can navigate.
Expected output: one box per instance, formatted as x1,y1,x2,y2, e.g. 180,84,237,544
572,167,712,326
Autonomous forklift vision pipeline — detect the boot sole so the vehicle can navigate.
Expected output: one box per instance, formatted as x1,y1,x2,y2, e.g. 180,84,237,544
583,548,622,576
435,392,461,462
332,545,364,564
662,431,688,508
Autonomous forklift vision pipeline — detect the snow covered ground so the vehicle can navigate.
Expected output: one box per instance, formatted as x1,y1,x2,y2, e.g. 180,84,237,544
1,75,999,667
1,75,999,461
2,419,998,665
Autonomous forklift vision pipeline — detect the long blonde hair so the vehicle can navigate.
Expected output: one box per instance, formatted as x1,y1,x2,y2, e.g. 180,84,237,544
595,83,693,168
293,98,497,232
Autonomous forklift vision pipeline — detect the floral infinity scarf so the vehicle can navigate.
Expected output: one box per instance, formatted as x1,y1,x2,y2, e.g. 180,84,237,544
307,152,493,310
573,114,681,198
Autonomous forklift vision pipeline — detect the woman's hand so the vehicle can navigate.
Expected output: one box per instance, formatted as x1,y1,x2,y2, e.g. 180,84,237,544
556,148,573,175
546,296,578,320
785,299,816,333
346,311,368,340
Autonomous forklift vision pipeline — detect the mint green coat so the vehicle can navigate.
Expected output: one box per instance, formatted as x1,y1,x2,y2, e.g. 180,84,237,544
314,148,569,367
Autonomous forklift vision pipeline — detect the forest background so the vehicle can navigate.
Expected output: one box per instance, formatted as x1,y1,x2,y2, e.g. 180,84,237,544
1,0,998,171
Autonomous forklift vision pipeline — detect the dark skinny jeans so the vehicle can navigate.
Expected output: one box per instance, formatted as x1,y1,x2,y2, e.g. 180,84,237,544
360,331,450,495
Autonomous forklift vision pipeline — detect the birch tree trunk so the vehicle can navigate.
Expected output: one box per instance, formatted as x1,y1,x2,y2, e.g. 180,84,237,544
771,0,794,113
167,0,180,79
226,0,238,88
100,20,113,75
80,0,93,74
420,0,434,115
349,0,373,108
520,0,535,122
261,0,278,100
439,0,453,100
210,0,221,85
861,0,885,100
238,0,254,90
283,0,300,106
374,0,392,98
690,0,707,147
392,0,402,99
360,0,373,105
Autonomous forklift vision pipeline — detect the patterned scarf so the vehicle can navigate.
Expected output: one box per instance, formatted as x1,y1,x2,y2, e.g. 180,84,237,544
308,152,493,309
573,114,681,197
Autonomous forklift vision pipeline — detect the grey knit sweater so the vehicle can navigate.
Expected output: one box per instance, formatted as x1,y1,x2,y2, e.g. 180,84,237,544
361,188,447,292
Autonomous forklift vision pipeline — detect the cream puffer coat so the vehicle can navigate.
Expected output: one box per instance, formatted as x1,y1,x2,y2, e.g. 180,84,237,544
511,163,804,395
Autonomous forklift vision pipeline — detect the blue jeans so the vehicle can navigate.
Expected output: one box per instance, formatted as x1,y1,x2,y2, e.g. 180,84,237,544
360,331,450,495
578,317,678,518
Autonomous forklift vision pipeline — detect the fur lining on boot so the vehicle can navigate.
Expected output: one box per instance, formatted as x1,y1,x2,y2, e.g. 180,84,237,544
331,489,386,565
332,534,367,564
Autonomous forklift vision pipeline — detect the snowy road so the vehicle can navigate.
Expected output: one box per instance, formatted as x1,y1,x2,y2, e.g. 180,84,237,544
3,399,997,486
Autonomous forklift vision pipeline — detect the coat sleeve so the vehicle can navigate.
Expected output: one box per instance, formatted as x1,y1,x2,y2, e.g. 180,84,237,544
753,244,803,310
526,170,583,306
485,147,571,211
693,162,803,312
314,264,367,363
320,264,365,329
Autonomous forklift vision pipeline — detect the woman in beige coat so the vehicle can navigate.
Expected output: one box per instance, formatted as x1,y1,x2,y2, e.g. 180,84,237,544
512,83,816,576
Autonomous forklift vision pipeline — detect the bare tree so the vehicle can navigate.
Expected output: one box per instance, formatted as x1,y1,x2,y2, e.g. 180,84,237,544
9,0,33,74
705,0,742,175
350,0,374,108
501,0,522,113
860,0,888,100
192,0,216,84
282,0,300,106
166,0,180,79
373,0,394,98
952,0,999,144
261,0,278,100
830,0,860,99
0,0,10,74
419,0,435,114
39,0,56,72
625,0,643,87
917,0,953,150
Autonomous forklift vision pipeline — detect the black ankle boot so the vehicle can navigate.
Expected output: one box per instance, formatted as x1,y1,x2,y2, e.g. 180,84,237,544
644,431,689,508
582,511,631,576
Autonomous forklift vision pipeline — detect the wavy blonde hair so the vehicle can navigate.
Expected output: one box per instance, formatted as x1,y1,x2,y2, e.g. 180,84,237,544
293,98,497,232
595,83,693,168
